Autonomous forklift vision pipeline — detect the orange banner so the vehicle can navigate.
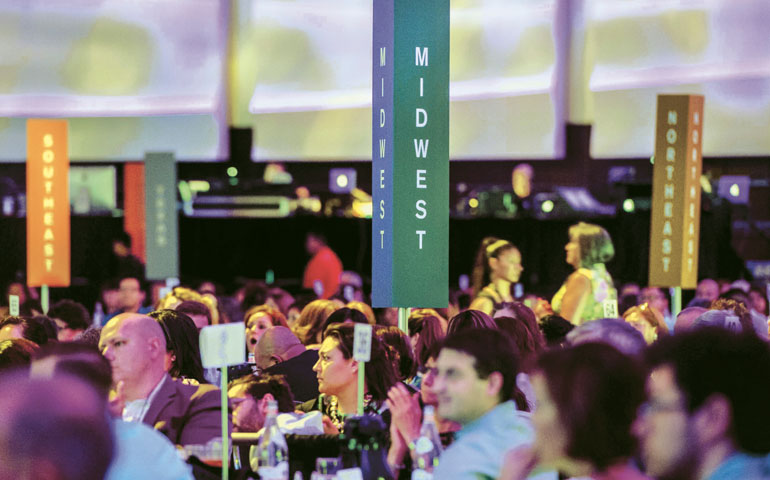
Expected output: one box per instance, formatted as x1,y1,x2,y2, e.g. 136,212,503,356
648,95,704,289
124,163,146,263
26,119,70,287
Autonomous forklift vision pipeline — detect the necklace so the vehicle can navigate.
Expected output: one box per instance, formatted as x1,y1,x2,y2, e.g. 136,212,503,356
327,394,373,432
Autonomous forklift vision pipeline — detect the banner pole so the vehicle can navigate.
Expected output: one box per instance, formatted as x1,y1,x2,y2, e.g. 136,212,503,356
357,363,366,416
353,323,373,418
398,307,408,335
221,367,229,480
41,285,49,314
670,286,682,318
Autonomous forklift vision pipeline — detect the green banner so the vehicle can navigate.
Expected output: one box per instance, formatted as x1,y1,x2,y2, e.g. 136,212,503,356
372,0,449,307
144,152,179,280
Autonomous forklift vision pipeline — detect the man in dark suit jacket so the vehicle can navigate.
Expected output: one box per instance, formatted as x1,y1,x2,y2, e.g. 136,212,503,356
255,326,319,403
142,375,222,446
100,313,227,446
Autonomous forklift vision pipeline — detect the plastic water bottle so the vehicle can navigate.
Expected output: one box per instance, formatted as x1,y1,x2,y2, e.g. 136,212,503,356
255,400,289,480
410,405,443,480
93,302,104,327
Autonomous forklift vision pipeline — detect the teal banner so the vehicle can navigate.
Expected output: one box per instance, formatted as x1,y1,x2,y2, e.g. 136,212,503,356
144,152,179,280
372,0,449,307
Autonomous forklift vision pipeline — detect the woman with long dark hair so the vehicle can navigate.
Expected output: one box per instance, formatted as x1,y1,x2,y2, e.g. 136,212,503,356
447,309,496,335
407,308,446,373
469,237,524,317
148,309,206,384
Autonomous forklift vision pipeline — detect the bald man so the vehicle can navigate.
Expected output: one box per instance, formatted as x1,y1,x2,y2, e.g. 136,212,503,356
255,326,319,402
100,313,226,446
673,306,707,333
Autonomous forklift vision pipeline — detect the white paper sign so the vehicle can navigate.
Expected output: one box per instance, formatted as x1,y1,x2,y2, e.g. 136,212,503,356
353,323,372,362
603,299,619,318
336,468,363,480
724,315,742,333
199,322,246,368
9,295,19,316
158,287,171,301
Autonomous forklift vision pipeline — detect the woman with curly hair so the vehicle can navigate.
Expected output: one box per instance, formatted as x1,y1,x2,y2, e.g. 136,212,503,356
622,303,669,344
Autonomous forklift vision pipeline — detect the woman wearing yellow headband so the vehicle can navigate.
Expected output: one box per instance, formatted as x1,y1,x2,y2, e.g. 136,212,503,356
469,237,523,316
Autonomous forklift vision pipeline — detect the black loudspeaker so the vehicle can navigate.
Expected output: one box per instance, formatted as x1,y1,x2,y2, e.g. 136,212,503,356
228,127,253,164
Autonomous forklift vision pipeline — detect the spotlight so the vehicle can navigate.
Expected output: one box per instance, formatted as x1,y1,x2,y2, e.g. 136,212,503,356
717,175,749,204
336,175,349,189
531,192,560,219
329,168,356,194
622,198,635,213
532,189,615,219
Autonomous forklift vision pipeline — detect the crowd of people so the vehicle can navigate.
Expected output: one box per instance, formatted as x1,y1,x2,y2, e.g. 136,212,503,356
0,223,769,480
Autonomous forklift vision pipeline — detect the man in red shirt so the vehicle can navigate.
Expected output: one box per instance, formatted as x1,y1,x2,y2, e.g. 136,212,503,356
302,232,342,299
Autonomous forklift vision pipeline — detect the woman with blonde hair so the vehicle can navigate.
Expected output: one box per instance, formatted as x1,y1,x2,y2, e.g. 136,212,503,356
156,286,220,325
622,303,668,344
550,222,617,325
345,300,376,325
469,237,524,317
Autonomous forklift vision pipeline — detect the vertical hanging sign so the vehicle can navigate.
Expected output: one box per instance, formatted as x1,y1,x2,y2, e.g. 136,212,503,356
372,0,449,308
649,95,704,288
26,119,70,287
144,152,179,280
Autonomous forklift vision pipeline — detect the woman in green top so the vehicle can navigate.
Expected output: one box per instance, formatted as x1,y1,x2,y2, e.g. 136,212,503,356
550,222,617,325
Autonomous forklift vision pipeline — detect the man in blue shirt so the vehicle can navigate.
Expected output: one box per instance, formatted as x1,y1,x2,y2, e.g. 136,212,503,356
635,328,770,480
432,329,555,480
103,276,153,324
29,341,194,480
